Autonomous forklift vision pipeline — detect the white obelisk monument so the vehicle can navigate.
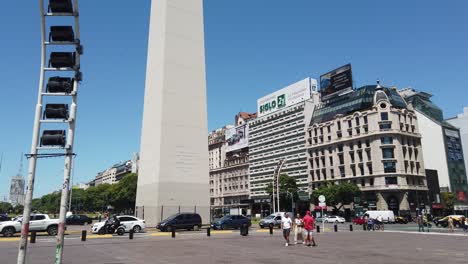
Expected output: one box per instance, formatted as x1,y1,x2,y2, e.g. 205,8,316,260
136,0,210,226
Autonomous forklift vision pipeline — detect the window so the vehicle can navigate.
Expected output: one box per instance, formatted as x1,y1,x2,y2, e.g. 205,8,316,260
330,169,334,179
381,112,389,121
383,161,396,173
357,141,362,149
338,144,343,152
351,165,356,176
340,167,345,177
380,123,391,130
358,151,363,162
368,164,373,175
355,117,360,126
349,143,354,150
320,127,323,135
365,140,370,148
348,120,352,128
327,126,331,133
337,121,341,130
361,179,365,186
359,164,364,175
363,116,368,124
381,137,393,144
385,177,398,185
322,169,327,180
382,148,394,159
350,152,355,163
366,149,371,160
329,156,334,166
370,178,374,186
339,154,344,165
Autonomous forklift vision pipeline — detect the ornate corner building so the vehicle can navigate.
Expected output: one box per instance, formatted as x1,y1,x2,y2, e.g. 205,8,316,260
307,84,428,216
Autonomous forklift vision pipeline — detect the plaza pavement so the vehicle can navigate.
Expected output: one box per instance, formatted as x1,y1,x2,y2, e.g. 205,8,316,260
0,227,466,264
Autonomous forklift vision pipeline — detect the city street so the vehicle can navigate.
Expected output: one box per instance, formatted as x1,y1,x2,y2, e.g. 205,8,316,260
0,228,466,264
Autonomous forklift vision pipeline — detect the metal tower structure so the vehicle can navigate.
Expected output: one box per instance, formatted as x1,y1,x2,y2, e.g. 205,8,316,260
17,1,83,264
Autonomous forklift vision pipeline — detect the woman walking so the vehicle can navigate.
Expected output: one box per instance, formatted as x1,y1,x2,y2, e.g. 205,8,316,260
294,213,304,245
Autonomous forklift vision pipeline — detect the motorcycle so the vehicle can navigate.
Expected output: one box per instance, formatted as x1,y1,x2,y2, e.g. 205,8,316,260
98,218,126,236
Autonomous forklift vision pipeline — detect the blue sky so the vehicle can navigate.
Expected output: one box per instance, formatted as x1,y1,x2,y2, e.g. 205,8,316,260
0,0,467,198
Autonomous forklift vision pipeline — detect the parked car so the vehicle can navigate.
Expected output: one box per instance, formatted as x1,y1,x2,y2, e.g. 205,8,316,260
353,216,366,225
156,213,202,232
212,215,251,230
435,215,465,227
66,214,92,225
0,213,59,237
394,216,408,224
92,215,146,234
259,212,294,229
0,214,11,222
323,215,345,223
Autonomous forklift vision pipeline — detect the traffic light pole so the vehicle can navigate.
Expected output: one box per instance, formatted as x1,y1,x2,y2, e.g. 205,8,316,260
18,1,82,264
17,1,47,263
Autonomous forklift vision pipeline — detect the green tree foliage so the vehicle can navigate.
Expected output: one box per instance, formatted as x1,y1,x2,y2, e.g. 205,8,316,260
440,192,455,214
312,182,361,210
265,174,299,211
0,202,13,214
28,173,138,215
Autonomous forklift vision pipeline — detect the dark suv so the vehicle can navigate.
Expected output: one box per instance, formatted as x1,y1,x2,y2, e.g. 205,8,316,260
156,213,202,232
66,214,92,225
211,215,251,230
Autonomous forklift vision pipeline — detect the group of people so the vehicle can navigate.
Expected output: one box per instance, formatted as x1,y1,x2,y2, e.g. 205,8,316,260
280,211,317,247
364,214,384,231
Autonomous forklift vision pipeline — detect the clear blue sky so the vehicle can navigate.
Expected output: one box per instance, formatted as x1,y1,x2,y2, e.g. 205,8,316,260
0,0,467,198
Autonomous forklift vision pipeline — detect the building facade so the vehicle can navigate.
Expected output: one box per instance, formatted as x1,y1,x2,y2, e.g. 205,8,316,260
209,113,255,213
446,107,468,177
94,160,134,186
400,90,468,209
9,175,25,206
249,78,319,203
308,85,428,217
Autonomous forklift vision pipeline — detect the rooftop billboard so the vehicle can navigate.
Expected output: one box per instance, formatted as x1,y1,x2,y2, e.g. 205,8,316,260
257,78,317,117
320,64,353,101
226,124,249,152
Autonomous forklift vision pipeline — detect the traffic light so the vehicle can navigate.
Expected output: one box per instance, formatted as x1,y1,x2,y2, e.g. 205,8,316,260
40,130,66,147
49,52,76,68
44,104,69,119
46,77,73,93
49,26,75,42
48,0,73,13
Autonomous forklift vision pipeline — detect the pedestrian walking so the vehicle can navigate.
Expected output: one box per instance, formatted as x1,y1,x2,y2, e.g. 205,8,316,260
281,213,293,247
367,218,374,231
302,211,317,247
294,213,304,245
464,217,468,233
376,215,384,231
448,216,454,232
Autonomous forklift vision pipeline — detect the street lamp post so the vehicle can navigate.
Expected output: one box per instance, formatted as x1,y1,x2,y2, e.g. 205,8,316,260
275,159,286,212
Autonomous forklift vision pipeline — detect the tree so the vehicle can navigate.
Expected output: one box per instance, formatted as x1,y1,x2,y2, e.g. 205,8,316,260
312,182,361,211
0,202,13,214
265,174,299,211
111,173,138,213
441,192,455,215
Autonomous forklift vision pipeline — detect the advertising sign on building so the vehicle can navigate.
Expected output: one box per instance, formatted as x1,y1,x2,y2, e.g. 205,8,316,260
226,124,249,152
257,78,317,117
320,64,353,101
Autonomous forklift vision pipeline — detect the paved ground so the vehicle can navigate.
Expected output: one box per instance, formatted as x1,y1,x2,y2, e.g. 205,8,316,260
0,227,467,264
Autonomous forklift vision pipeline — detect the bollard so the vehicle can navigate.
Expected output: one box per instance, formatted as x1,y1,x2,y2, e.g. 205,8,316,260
363,224,366,231
316,225,320,233
269,225,273,235
30,231,36,243
81,230,86,241
171,226,176,238
207,227,211,237
350,224,353,232
334,224,338,232
240,224,248,236
129,229,134,240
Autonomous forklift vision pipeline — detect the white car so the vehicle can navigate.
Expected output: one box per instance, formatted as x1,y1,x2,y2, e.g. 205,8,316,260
323,215,346,224
91,215,146,234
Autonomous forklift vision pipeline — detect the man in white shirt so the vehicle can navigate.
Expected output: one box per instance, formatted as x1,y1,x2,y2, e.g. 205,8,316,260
281,213,292,246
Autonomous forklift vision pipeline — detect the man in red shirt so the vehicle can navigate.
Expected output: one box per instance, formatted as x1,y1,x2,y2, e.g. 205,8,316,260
302,211,317,247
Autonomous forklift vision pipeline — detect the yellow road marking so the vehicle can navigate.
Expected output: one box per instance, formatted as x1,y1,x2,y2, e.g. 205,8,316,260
87,235,112,239
211,231,233,234
256,230,270,233
0,237,21,242
150,233,173,236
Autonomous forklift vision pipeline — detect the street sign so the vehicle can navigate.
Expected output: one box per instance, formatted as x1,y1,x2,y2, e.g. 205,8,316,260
319,202,326,207
318,195,326,203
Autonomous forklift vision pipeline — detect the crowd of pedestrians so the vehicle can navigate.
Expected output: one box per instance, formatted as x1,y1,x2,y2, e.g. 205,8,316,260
281,211,317,247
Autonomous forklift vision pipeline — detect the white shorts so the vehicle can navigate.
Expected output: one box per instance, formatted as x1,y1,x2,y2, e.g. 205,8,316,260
303,229,314,237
